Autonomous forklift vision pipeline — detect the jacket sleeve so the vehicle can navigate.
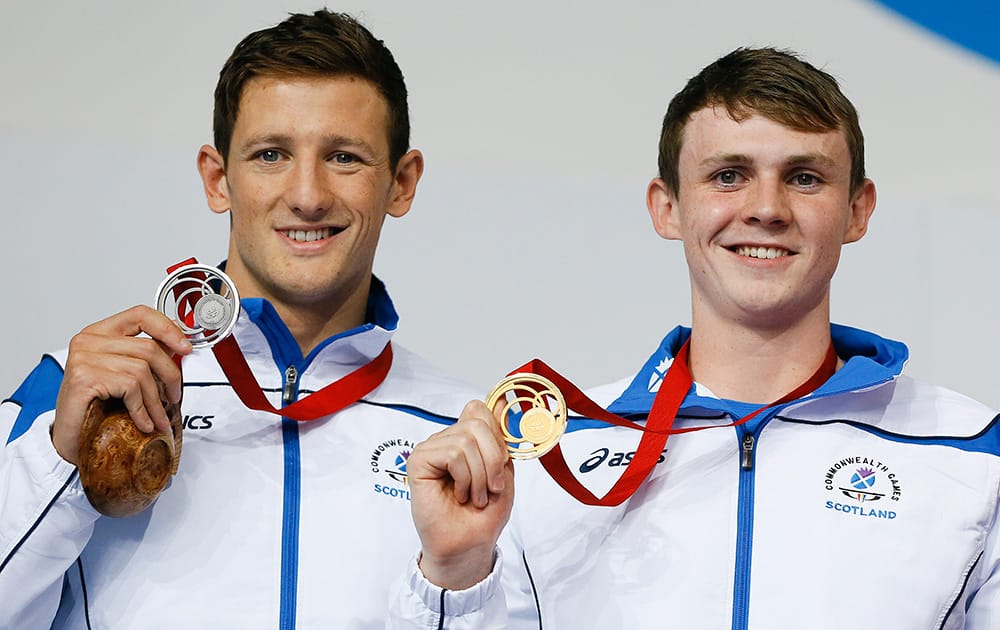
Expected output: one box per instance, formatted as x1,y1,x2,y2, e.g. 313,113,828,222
387,517,547,630
386,549,510,630
0,356,100,628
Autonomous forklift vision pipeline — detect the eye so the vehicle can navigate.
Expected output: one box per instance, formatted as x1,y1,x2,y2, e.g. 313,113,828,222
256,149,283,163
713,169,745,188
331,152,357,165
790,172,822,188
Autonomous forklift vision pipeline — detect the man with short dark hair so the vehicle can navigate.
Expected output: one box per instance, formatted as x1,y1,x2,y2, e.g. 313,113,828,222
0,10,477,628
390,47,1000,628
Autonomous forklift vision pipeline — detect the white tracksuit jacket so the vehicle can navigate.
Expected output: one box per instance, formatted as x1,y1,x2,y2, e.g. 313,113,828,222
0,279,477,629
391,324,1000,629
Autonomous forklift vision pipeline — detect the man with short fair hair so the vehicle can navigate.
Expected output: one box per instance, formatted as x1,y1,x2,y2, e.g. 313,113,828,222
390,47,1000,628
0,10,477,628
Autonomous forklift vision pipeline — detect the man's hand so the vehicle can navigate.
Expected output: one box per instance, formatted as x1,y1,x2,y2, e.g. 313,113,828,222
408,400,514,590
52,305,192,465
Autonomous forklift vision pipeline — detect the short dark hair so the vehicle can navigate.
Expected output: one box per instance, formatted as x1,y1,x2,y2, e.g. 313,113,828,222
658,47,866,195
213,9,410,168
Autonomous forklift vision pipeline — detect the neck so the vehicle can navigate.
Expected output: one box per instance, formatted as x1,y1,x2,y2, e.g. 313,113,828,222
273,298,368,356
687,309,836,404
226,267,372,356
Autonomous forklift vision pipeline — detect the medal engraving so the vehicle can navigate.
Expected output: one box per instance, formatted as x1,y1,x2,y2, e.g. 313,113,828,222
194,293,231,329
519,408,557,443
485,373,567,459
155,264,240,348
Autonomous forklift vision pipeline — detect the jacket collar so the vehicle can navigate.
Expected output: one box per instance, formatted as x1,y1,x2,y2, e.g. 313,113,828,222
607,324,909,416
231,275,398,376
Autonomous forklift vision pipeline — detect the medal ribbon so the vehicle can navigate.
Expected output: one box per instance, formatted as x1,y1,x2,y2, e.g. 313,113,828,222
510,339,837,506
167,259,392,421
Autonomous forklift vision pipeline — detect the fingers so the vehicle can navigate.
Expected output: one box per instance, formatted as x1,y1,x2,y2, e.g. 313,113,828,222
52,306,191,464
411,400,510,509
458,400,511,507
65,344,171,432
90,306,191,399
90,305,194,361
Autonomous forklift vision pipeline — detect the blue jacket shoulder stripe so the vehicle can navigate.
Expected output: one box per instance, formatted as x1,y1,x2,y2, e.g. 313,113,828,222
779,413,1000,456
5,355,64,445
359,400,458,427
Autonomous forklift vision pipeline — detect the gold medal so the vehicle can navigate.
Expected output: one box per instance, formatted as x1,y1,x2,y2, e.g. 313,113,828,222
485,373,567,459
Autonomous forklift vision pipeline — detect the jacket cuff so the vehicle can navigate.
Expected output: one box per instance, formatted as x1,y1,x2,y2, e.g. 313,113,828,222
407,547,503,615
13,412,98,519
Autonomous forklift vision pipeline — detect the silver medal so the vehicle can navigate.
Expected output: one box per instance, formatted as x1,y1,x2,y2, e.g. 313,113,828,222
155,264,240,348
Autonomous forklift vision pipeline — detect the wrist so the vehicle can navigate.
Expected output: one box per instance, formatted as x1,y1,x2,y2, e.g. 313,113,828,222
418,544,496,590
50,423,79,466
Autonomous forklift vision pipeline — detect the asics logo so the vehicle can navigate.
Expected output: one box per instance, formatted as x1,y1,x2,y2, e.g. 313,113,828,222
182,415,214,430
579,447,667,473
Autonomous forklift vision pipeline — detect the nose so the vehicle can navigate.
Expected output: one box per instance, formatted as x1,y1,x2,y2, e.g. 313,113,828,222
287,160,332,218
743,178,791,227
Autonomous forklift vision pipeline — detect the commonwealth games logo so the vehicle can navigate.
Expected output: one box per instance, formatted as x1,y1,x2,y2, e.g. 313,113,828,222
823,456,903,521
386,451,411,485
370,438,417,486
843,466,882,502
371,438,417,502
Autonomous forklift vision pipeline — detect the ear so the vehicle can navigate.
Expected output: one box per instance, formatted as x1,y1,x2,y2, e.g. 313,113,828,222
647,177,683,241
386,149,424,219
196,144,231,215
842,178,876,244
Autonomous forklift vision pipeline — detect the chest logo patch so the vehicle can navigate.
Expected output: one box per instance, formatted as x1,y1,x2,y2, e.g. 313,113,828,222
824,456,903,520
370,438,417,501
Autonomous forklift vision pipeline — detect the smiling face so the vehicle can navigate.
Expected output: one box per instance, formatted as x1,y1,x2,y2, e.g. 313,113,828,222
198,74,422,339
648,106,875,332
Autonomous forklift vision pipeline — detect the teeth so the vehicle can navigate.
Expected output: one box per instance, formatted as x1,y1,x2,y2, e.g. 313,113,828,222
735,246,789,259
283,228,334,242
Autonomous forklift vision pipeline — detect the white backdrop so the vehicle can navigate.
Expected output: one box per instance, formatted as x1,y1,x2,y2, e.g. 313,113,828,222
2,1,999,407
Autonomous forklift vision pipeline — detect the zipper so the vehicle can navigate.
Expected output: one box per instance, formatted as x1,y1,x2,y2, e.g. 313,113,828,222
732,426,759,630
279,364,301,630
741,434,755,471
282,365,298,404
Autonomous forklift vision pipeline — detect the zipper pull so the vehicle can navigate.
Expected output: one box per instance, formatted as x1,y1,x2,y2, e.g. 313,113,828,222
741,434,755,471
282,365,298,404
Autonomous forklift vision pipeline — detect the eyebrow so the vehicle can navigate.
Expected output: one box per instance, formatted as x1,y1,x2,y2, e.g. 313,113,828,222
700,152,838,169
238,133,379,156
784,153,838,170
700,153,752,168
